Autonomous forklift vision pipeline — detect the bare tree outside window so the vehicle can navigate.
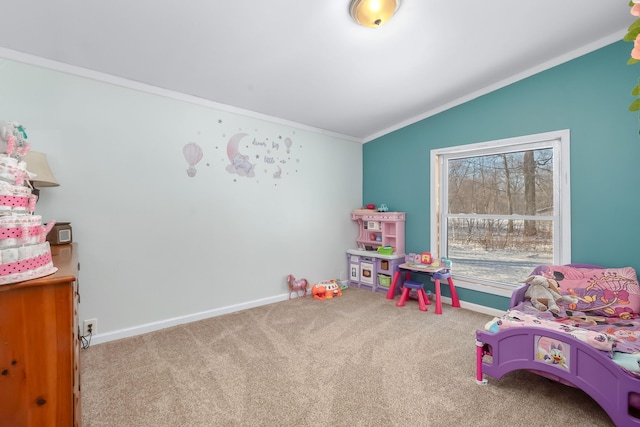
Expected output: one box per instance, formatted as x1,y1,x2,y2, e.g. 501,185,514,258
432,131,570,289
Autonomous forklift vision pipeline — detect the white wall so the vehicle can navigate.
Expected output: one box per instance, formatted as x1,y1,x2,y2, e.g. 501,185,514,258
0,57,362,344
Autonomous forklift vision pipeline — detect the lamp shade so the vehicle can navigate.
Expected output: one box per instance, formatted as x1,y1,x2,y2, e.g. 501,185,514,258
350,0,399,28
22,151,59,187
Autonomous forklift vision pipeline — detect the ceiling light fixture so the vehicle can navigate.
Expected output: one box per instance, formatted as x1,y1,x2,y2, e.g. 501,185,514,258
349,0,400,28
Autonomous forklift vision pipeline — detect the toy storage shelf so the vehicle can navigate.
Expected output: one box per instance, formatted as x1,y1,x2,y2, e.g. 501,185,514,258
351,210,405,255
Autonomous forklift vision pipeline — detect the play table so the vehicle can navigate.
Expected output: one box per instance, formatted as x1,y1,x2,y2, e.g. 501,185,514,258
386,263,461,314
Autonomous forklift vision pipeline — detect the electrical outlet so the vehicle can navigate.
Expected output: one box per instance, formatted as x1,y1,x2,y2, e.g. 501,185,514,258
83,318,97,336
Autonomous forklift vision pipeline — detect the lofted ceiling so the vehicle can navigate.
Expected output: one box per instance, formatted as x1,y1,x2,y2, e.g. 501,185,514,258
0,1,634,141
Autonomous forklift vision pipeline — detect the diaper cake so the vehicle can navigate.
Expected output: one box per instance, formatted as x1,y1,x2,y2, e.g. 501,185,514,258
0,120,56,285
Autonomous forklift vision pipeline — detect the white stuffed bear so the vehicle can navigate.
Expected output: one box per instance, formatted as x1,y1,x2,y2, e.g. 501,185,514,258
524,275,578,314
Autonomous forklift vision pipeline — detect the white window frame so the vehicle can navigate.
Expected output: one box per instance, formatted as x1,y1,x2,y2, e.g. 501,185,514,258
430,129,571,297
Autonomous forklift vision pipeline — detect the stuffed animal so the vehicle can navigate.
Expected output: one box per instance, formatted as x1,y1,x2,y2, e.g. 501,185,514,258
524,275,578,314
0,120,29,156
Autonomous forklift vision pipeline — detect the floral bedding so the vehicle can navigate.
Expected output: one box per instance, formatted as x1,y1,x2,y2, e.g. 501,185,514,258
484,303,640,374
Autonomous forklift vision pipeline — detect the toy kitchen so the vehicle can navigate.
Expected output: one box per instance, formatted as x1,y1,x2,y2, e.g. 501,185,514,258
347,209,405,293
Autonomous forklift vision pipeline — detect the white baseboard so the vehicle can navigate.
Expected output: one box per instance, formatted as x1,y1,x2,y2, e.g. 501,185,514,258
88,293,291,345
439,295,505,317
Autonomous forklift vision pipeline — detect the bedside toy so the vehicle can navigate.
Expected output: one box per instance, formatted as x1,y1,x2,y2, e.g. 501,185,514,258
524,275,578,314
366,204,375,210
378,204,389,212
312,280,343,300
287,274,309,299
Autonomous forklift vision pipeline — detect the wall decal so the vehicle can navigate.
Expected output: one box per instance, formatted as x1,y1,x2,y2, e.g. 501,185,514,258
183,142,203,177
225,133,256,177
181,125,300,185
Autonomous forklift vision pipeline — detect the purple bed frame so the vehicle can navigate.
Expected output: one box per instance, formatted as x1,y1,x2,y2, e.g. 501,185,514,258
475,267,640,426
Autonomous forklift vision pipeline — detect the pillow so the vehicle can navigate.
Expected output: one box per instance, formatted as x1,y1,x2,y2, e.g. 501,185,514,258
536,265,640,318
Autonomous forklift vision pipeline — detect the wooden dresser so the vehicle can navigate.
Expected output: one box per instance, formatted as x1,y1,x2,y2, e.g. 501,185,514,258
0,243,81,426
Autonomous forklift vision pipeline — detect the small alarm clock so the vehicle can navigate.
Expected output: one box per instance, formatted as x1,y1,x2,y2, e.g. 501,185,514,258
46,222,73,245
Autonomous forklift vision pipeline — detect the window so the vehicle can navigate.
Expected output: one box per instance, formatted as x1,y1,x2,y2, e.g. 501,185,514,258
430,130,571,295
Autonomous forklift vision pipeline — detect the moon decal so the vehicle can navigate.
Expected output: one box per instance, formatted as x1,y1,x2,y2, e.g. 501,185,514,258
225,132,255,177
226,132,246,161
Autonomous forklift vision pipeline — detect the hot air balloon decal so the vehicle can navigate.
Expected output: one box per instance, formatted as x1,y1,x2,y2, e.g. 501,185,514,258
183,142,203,177
284,137,292,154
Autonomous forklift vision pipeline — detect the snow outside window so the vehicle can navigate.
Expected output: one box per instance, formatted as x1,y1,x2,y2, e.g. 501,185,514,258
430,130,571,296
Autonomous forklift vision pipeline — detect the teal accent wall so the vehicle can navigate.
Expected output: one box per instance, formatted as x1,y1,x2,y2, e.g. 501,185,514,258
363,41,640,310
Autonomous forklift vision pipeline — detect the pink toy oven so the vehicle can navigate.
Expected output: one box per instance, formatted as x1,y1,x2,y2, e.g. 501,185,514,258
349,255,374,286
359,259,374,285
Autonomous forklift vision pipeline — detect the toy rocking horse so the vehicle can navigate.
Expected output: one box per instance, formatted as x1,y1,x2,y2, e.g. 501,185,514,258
287,274,309,299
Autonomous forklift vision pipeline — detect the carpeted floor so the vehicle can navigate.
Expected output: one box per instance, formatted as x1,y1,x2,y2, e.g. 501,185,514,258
80,286,615,426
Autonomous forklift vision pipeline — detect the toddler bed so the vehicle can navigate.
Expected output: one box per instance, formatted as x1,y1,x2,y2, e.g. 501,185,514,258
475,264,640,426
